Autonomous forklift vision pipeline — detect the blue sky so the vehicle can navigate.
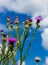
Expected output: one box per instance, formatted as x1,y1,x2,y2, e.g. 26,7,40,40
0,0,48,65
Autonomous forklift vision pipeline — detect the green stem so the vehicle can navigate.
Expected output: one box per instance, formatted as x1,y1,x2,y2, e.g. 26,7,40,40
4,49,9,65
22,29,29,50
20,49,22,65
2,41,6,55
12,51,15,65
7,23,11,37
23,29,37,61
16,24,20,40
2,41,6,65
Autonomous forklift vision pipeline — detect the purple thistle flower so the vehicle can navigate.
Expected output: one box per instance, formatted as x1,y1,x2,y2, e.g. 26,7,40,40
0,30,4,35
29,18,32,26
8,38,17,47
35,16,42,24
0,30,4,32
10,22,13,24
7,16,10,19
10,22,13,27
8,38,17,43
29,18,32,22
2,34,7,42
7,16,10,22
15,16,19,24
3,34,6,37
36,16,42,21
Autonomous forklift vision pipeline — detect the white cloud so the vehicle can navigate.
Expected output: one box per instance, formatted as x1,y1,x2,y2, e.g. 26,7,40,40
43,57,48,65
45,57,48,65
18,60,25,65
0,0,48,16
41,28,48,50
40,17,48,28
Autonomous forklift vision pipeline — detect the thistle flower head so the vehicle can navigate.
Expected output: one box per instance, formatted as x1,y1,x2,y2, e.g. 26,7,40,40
25,18,29,28
35,16,42,23
3,34,6,37
29,18,32,22
15,16,19,24
0,30,3,32
29,18,32,26
8,38,17,43
35,16,42,29
8,38,17,47
10,22,13,27
25,18,29,25
2,34,7,42
0,30,4,35
7,16,10,22
10,22,13,24
7,16,10,19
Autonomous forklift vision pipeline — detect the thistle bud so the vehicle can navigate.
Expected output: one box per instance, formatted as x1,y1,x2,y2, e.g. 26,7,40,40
25,25,29,29
25,18,29,24
36,16,42,25
2,34,7,42
16,40,20,47
29,18,32,26
0,30,4,35
35,16,42,29
25,18,29,29
10,22,13,28
7,16,10,22
15,16,19,24
8,37,17,52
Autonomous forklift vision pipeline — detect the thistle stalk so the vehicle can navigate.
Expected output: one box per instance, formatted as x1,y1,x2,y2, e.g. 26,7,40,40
20,49,22,65
23,29,37,61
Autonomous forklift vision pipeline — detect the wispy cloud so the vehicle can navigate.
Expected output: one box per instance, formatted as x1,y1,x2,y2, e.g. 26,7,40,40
45,57,48,65
43,57,48,65
0,0,48,16
41,28,48,50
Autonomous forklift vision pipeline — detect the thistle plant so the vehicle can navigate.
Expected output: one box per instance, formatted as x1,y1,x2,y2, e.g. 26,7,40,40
0,16,42,65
